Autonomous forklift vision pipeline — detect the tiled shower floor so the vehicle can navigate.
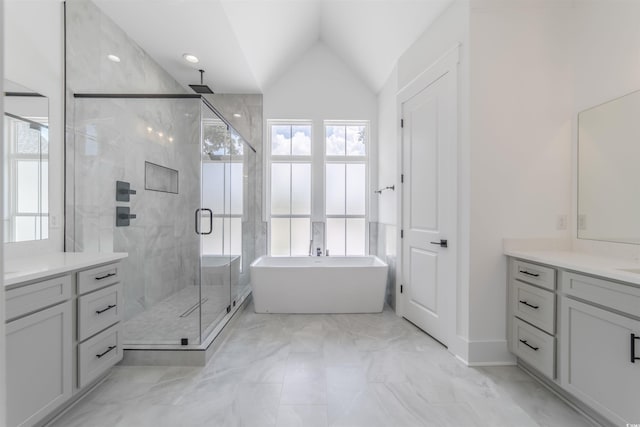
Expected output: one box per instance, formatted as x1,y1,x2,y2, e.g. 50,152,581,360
122,285,237,345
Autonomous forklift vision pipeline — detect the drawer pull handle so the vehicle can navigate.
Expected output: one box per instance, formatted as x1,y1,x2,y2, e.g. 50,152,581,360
519,300,539,310
519,339,539,351
95,272,116,281
96,345,116,359
632,333,640,364
519,270,540,278
96,304,117,314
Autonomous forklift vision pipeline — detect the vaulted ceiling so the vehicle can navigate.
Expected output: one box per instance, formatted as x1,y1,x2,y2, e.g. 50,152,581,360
93,0,453,94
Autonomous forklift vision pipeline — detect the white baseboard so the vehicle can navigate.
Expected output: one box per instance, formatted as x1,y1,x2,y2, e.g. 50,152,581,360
453,338,516,366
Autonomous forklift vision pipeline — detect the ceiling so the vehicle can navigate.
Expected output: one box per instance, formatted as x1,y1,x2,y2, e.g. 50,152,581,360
93,0,453,94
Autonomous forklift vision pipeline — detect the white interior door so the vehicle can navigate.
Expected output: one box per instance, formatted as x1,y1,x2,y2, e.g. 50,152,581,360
401,67,456,346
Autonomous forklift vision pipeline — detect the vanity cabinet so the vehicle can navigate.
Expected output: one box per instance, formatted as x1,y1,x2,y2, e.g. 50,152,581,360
4,254,126,427
507,256,640,427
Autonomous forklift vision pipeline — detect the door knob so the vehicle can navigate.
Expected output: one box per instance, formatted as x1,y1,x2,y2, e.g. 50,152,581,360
430,239,448,248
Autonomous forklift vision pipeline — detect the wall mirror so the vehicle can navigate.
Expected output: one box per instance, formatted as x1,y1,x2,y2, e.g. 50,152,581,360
3,80,49,243
578,89,640,244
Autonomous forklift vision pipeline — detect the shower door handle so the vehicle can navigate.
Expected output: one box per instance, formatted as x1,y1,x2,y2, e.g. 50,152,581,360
195,208,213,235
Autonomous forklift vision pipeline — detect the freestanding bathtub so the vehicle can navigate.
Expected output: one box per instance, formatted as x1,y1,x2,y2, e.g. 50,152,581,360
250,256,388,313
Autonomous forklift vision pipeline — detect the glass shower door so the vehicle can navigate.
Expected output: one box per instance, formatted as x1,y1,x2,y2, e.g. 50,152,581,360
199,104,232,341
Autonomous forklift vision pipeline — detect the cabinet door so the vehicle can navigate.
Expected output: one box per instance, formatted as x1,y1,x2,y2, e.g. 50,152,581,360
560,297,640,425
6,301,72,427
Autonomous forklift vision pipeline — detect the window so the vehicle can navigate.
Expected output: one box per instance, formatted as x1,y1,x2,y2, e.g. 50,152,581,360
325,123,367,255
266,120,368,256
202,120,243,259
268,122,312,256
3,115,49,242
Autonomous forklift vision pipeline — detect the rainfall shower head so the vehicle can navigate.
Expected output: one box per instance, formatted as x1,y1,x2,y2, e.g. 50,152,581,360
189,69,214,94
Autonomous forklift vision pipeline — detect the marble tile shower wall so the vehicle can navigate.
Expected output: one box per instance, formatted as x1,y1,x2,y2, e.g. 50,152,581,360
370,222,397,309
73,98,201,322
65,0,199,324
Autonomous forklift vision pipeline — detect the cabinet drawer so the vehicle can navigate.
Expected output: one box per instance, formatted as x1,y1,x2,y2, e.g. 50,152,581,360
562,271,640,318
77,263,121,295
78,283,122,342
6,275,72,321
512,259,556,291
513,317,555,379
78,323,122,388
512,280,555,334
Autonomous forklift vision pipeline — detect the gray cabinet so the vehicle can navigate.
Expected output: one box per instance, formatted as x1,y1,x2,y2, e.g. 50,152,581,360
508,257,640,427
5,260,124,427
560,273,640,426
6,279,72,427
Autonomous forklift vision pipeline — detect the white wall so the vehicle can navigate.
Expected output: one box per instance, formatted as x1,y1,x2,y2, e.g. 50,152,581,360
394,0,471,360
264,41,378,223
468,0,573,363
571,0,640,258
4,0,64,258
377,66,398,226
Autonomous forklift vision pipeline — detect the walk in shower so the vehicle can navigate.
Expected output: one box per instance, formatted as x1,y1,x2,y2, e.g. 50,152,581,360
66,94,257,350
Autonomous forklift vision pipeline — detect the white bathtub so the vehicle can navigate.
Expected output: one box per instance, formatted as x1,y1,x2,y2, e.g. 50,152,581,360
250,256,388,313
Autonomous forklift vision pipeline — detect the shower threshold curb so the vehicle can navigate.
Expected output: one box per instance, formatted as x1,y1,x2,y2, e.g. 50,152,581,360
119,292,251,366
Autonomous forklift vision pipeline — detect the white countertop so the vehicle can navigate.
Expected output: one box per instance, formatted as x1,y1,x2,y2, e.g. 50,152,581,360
4,252,128,288
505,249,640,286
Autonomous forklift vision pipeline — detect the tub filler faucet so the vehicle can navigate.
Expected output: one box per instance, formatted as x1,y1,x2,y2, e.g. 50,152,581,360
317,247,322,256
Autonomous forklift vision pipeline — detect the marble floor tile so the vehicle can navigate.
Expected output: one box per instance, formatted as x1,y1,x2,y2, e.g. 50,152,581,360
276,405,329,427
49,302,594,427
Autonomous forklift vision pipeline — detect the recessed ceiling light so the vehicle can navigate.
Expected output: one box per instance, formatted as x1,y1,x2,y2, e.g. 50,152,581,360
183,53,199,64
147,126,153,133
233,113,242,118
158,132,164,137
169,137,174,142
107,54,121,63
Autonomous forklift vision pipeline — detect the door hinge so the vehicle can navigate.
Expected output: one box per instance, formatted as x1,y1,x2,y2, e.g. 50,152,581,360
400,230,404,239
226,305,231,314
400,284,404,294
401,174,404,183
401,119,404,128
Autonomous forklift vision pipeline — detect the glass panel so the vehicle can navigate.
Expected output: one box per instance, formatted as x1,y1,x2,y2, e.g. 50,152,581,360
346,163,366,215
346,125,366,156
271,218,290,256
272,125,291,155
326,163,345,215
202,163,225,215
326,218,345,256
40,216,49,239
346,218,366,255
291,218,310,255
203,217,224,254
229,163,243,215
291,163,311,215
16,160,39,212
271,163,291,215
291,125,311,156
326,125,345,155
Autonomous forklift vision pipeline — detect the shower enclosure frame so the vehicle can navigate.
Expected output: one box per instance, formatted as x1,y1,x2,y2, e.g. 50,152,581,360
66,92,257,356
